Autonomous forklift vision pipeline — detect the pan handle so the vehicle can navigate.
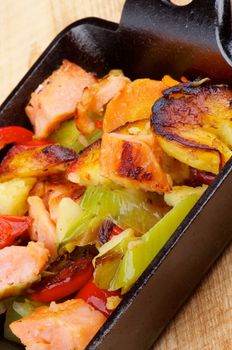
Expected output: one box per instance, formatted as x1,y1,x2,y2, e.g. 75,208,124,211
117,0,232,82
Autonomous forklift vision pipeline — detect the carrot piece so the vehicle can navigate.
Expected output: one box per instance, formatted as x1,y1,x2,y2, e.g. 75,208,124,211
103,79,166,132
162,75,180,87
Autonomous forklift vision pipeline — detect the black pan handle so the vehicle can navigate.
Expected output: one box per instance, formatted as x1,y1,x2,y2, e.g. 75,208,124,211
118,0,232,83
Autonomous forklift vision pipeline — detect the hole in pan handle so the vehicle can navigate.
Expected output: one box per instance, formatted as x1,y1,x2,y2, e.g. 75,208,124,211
162,0,193,6
118,0,232,83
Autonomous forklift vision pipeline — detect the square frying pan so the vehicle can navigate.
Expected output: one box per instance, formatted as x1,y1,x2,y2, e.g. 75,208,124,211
0,0,232,349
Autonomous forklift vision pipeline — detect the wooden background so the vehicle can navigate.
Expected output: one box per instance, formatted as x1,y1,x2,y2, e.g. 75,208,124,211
0,1,231,349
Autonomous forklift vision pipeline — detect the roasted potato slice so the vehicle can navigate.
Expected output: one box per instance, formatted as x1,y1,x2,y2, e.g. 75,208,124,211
151,81,232,174
0,144,77,182
67,140,106,186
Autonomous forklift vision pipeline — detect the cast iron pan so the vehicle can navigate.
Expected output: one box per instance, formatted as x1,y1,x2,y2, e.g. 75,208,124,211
0,0,232,349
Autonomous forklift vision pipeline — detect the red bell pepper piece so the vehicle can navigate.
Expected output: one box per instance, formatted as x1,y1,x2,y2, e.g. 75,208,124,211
109,225,124,241
29,257,94,302
19,139,54,149
76,278,121,317
0,215,32,249
0,126,33,148
95,120,103,129
190,167,216,185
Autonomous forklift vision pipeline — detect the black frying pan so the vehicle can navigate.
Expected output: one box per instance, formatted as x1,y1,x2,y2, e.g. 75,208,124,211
0,1,231,349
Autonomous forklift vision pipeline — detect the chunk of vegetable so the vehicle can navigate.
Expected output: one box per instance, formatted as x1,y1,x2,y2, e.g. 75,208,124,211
93,229,136,289
103,79,166,132
61,213,104,249
151,81,232,174
49,119,83,153
76,278,121,317
80,185,167,234
0,216,32,249
0,178,36,215
164,185,207,207
0,126,33,149
67,140,106,186
56,198,83,244
29,253,94,302
93,193,201,293
0,144,77,182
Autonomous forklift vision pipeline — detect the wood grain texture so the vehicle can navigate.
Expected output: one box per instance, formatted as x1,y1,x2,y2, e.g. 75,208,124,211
0,1,231,349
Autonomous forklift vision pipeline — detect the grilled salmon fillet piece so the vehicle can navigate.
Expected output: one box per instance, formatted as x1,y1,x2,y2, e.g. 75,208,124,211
10,299,106,350
76,70,129,134
0,242,49,299
28,196,57,258
100,132,172,192
29,176,85,222
26,60,96,138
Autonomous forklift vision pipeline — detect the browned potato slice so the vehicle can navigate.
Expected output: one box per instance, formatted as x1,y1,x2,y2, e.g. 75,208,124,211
0,144,77,182
151,82,232,174
67,140,105,186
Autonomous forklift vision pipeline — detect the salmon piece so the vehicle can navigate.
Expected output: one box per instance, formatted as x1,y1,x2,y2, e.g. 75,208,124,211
28,196,57,258
26,60,96,138
0,241,49,299
10,299,106,350
76,71,130,134
30,176,85,222
103,79,166,132
100,132,172,193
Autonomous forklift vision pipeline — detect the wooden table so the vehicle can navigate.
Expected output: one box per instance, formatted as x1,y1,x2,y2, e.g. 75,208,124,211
0,1,231,349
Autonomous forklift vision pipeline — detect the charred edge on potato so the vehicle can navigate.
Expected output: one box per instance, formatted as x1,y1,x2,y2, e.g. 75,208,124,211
150,84,232,170
41,145,77,163
76,139,101,160
162,79,214,97
113,118,149,134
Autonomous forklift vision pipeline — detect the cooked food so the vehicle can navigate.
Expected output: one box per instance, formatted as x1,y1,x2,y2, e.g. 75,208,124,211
103,79,167,132
26,60,96,139
76,70,129,134
0,60,231,349
0,143,77,182
151,81,232,174
0,242,49,299
100,132,171,192
28,196,57,258
10,299,106,350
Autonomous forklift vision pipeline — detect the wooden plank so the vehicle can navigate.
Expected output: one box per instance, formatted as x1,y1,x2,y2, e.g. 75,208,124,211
0,1,231,349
